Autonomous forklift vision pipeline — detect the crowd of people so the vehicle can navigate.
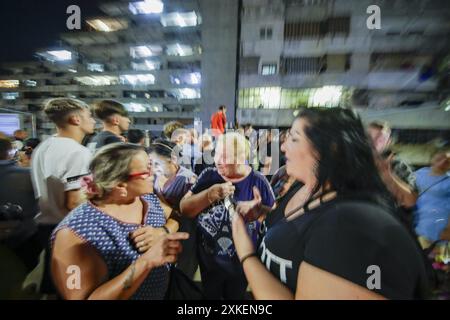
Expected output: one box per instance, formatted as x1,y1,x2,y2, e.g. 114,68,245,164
0,97,449,300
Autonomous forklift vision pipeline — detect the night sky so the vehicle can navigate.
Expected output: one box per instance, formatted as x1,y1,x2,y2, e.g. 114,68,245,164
0,0,103,63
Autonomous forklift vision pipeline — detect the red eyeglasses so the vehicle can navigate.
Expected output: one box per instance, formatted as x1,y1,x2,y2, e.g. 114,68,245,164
127,171,152,180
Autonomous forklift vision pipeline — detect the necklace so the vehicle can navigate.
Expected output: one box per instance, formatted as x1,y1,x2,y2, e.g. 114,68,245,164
285,190,337,221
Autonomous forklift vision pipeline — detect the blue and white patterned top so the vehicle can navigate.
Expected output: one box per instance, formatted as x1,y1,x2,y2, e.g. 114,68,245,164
51,193,169,300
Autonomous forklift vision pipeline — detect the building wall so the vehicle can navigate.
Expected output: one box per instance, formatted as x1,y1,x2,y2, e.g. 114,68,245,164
199,0,239,127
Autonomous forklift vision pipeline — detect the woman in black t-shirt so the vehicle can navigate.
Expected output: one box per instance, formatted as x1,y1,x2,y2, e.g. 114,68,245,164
232,108,429,300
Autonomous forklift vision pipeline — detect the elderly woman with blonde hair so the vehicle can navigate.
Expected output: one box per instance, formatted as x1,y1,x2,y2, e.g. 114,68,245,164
180,132,275,299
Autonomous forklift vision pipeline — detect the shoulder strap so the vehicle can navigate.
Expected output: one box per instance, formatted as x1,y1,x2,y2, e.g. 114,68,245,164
418,175,449,198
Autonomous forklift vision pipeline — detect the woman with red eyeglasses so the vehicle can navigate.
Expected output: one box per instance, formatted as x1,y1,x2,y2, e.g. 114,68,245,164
50,143,188,300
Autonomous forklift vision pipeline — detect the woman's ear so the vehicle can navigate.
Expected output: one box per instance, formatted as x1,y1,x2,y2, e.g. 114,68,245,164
113,182,128,198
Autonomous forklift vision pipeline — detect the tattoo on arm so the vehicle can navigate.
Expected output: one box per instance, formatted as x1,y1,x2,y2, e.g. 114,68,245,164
123,261,136,290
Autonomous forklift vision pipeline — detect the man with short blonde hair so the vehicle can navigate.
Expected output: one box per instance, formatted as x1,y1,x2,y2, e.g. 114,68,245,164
31,97,95,293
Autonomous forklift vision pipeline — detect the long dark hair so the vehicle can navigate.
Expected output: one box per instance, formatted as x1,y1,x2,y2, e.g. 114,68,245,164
295,108,394,210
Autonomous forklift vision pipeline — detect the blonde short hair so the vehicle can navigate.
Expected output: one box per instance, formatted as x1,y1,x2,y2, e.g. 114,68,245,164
216,132,250,165
44,98,90,128
89,143,146,201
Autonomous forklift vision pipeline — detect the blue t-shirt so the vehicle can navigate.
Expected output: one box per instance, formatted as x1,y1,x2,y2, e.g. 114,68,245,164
191,167,275,266
413,167,450,241
154,166,196,212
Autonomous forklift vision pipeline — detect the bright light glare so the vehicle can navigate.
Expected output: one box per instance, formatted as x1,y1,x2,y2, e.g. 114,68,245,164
160,11,199,27
75,76,118,86
166,44,194,57
260,87,281,109
309,86,343,108
129,1,164,15
47,50,72,61
120,74,155,85
172,88,200,99
0,80,19,88
130,45,162,58
189,72,201,85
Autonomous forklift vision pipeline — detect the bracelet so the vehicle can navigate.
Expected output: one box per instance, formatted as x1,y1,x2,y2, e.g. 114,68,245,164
240,252,257,265
162,225,170,234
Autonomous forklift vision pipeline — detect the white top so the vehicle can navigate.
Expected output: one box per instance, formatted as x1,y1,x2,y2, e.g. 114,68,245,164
31,136,92,225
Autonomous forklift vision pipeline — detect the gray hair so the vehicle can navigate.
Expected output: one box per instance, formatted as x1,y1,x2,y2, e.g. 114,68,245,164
89,143,146,201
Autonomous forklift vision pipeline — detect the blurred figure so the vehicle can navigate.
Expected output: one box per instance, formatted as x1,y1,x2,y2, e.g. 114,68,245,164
243,124,259,171
180,132,275,299
278,130,288,168
17,138,41,168
189,128,202,169
163,121,184,141
210,105,227,137
31,98,95,294
367,121,418,208
12,129,28,151
127,129,145,146
51,143,186,299
169,128,194,170
0,137,40,271
150,139,198,279
367,121,418,228
89,100,130,150
194,132,215,176
414,149,450,247
232,108,429,300
266,135,302,229
258,129,278,178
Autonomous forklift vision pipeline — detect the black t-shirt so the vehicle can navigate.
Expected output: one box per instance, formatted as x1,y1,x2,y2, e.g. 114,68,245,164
258,198,429,299
264,180,303,230
88,131,122,150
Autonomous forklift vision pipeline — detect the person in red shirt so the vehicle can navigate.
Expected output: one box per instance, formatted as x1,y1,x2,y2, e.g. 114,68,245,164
210,105,227,137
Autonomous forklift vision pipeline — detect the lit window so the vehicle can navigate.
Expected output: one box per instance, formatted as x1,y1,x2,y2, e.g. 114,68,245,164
131,60,160,71
124,103,162,112
130,45,163,58
75,76,119,86
119,74,156,86
166,44,195,57
308,86,343,108
37,50,72,62
170,72,201,85
0,80,19,88
36,50,73,62
160,11,200,27
170,88,201,100
2,92,19,100
86,18,128,32
260,87,281,108
87,63,105,72
129,1,164,15
261,64,277,75
24,80,37,87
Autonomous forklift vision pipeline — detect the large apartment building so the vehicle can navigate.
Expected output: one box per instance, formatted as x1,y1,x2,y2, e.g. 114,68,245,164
236,0,450,130
1,0,449,138
0,0,239,137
